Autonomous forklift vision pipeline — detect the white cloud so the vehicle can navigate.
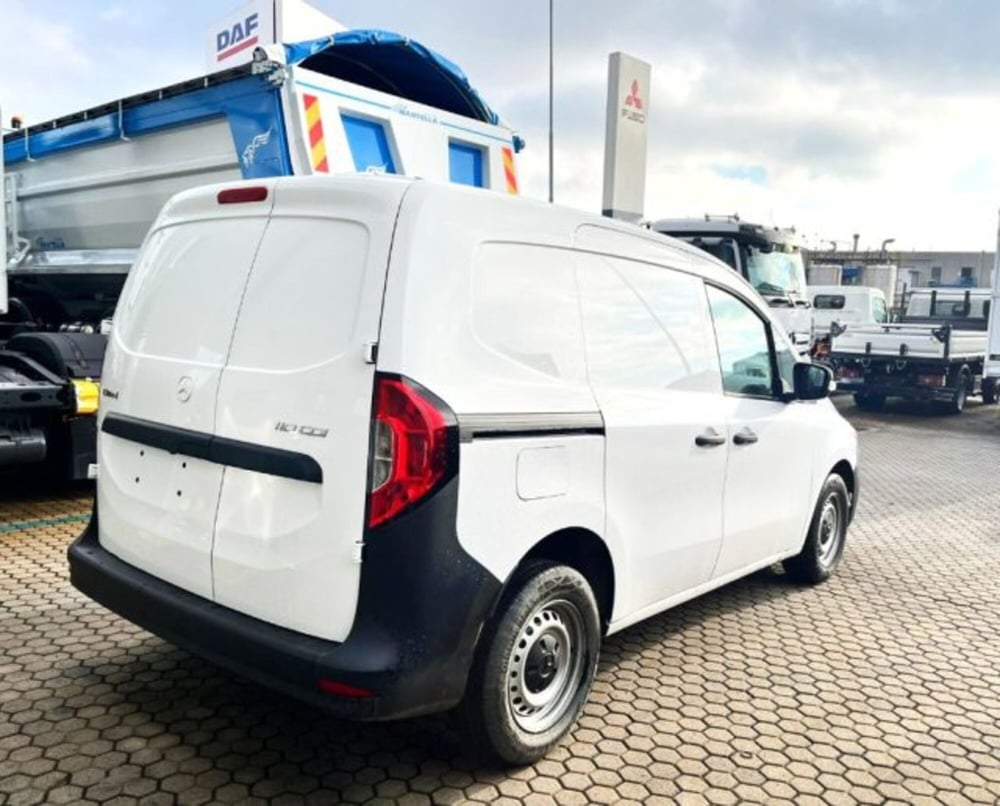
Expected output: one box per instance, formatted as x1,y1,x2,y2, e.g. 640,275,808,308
4,0,1000,249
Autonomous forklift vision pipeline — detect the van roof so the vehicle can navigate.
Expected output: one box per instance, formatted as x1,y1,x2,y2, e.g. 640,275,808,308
169,174,750,292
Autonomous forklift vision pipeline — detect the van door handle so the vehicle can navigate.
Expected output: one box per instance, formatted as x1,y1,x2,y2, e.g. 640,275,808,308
733,428,758,446
695,429,726,447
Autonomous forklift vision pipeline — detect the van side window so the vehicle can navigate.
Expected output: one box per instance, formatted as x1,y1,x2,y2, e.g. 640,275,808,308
577,255,720,393
706,286,776,398
471,244,585,381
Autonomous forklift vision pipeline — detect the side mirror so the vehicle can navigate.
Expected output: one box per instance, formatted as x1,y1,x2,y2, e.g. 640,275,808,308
793,362,834,401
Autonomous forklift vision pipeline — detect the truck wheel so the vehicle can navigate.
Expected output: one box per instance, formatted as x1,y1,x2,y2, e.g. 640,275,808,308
784,474,849,585
459,561,600,766
946,373,969,415
983,377,998,405
853,393,885,411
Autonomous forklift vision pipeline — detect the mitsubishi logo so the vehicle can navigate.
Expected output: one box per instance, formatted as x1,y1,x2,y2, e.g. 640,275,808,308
625,80,643,110
177,376,193,404
621,78,647,123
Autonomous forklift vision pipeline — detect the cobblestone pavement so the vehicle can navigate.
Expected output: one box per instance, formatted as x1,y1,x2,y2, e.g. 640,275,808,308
1,401,999,805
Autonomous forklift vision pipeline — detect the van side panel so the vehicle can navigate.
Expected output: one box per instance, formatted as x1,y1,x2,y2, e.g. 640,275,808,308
98,193,275,599
454,438,605,586
211,180,405,642
377,187,616,605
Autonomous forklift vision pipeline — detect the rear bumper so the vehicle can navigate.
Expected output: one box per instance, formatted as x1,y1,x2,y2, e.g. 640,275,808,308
833,356,965,402
69,517,379,718
68,477,501,721
847,382,955,402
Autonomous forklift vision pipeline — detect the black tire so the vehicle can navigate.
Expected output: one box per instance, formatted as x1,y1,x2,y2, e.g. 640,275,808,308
983,377,998,405
458,561,601,766
945,372,969,415
784,474,850,585
853,392,886,411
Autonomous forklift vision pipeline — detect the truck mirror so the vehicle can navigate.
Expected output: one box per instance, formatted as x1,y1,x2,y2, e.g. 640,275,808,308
793,362,833,401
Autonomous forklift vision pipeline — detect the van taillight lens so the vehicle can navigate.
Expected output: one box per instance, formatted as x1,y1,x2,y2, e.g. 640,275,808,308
217,186,268,204
368,376,451,528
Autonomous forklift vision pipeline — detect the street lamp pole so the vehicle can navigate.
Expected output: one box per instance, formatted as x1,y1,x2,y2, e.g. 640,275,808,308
548,0,554,204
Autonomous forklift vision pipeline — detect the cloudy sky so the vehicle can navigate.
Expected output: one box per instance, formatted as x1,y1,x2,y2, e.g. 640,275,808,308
3,0,999,251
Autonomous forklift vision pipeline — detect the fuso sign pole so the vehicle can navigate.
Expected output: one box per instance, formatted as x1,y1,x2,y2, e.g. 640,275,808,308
602,52,651,223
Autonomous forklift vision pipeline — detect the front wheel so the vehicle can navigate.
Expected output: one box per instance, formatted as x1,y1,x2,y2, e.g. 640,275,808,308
784,474,850,585
458,562,601,766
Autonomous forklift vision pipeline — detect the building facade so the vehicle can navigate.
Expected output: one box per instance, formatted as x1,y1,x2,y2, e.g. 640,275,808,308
807,250,995,290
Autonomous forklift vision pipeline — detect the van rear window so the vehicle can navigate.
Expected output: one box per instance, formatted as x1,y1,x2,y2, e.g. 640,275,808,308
226,218,370,371
116,219,268,364
814,294,846,310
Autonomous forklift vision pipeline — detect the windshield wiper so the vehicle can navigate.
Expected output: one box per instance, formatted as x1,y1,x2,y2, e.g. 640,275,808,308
755,281,787,295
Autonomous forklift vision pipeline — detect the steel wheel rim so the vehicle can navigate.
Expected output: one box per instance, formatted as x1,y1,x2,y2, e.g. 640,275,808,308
817,496,842,567
505,598,586,734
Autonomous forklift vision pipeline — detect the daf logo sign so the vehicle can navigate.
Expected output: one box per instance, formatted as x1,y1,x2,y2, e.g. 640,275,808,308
177,376,193,403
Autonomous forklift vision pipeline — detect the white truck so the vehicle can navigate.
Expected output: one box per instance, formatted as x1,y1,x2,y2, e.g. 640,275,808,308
649,216,813,353
1,30,523,479
830,287,994,414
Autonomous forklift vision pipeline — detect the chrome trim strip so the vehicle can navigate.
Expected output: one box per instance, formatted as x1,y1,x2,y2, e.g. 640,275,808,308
457,412,605,443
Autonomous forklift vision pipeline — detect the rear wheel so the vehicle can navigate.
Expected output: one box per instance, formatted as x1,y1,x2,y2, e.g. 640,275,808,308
459,562,600,766
945,372,970,415
853,392,886,411
983,377,998,405
784,474,849,585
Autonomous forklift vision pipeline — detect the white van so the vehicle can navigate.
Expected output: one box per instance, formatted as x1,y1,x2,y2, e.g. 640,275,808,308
69,176,858,765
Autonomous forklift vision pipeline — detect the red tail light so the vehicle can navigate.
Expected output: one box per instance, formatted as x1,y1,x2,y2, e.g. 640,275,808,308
217,186,268,204
368,376,453,528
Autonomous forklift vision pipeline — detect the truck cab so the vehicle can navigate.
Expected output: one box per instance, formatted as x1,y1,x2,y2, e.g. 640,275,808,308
809,285,889,357
650,216,813,353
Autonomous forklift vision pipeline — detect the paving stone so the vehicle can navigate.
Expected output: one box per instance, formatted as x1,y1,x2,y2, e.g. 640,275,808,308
2,405,1000,802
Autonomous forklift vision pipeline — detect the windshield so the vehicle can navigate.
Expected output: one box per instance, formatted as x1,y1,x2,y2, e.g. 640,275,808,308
745,247,807,298
697,241,739,271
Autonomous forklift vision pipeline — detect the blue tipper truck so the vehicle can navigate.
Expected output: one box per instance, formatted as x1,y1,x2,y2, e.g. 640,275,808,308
1,30,524,479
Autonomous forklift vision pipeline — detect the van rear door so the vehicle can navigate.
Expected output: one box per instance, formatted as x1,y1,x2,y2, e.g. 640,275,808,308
97,184,276,599
210,177,407,642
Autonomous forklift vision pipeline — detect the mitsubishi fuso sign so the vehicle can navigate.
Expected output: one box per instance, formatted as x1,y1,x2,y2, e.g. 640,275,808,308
602,52,651,223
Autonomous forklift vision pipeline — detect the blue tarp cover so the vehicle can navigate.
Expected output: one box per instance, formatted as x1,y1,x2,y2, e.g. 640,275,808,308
285,29,501,126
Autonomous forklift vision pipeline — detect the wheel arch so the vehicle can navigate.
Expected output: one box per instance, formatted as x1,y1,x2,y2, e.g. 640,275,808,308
831,459,854,497
489,527,616,635
830,459,857,523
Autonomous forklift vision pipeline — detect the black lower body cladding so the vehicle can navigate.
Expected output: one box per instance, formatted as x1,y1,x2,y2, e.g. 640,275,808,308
67,477,502,720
